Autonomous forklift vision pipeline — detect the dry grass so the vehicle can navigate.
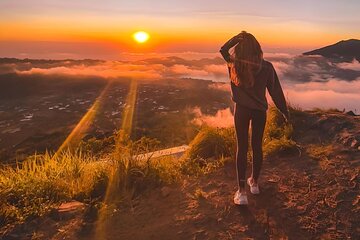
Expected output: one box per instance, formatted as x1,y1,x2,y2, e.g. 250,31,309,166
0,131,181,227
186,127,235,160
305,144,335,170
0,150,111,225
310,107,342,113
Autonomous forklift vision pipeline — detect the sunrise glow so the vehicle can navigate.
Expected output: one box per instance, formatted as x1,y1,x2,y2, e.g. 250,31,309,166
1,0,359,59
133,31,150,43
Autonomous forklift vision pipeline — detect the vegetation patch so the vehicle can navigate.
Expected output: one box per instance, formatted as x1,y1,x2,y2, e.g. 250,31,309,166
0,132,182,228
0,151,110,226
186,127,235,160
263,106,298,157
0,106,304,229
185,106,299,171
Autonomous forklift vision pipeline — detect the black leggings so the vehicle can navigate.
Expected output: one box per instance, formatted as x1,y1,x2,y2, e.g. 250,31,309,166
234,103,266,189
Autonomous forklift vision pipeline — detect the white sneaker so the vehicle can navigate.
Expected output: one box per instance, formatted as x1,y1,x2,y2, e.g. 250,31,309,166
234,190,248,205
247,178,260,194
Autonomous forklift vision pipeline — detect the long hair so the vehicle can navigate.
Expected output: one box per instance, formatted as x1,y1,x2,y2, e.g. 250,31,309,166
230,31,263,88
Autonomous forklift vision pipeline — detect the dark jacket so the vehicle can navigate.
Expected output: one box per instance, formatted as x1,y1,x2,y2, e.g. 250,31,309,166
220,36,289,118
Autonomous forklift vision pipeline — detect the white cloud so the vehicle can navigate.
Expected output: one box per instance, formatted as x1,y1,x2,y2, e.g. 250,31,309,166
285,89,360,111
191,107,233,128
208,82,230,92
337,59,360,71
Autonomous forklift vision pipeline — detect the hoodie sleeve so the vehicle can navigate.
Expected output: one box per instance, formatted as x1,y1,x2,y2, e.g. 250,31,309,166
219,34,242,63
267,63,289,119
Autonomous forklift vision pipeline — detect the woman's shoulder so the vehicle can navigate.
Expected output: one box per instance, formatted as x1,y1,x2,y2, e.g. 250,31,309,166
261,60,274,69
260,60,276,76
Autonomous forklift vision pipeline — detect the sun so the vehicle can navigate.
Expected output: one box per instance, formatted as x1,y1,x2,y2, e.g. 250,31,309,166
133,31,150,43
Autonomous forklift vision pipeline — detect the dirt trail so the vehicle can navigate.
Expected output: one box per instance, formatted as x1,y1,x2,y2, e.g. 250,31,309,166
86,150,358,239
93,162,307,239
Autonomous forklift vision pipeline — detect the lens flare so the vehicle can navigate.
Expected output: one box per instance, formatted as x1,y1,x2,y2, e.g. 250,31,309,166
52,82,112,158
94,79,138,240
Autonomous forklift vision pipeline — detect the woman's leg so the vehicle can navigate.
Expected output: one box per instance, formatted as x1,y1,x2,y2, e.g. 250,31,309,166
234,104,251,190
250,110,267,183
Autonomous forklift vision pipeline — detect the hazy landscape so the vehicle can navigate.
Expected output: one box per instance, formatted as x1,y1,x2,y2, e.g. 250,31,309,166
1,40,360,162
0,59,232,162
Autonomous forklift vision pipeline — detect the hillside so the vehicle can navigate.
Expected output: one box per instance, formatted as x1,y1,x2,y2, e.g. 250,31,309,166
303,39,360,61
1,107,359,239
0,73,229,163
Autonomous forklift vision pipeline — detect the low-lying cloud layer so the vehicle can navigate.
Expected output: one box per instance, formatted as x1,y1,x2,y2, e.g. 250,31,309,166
191,107,233,128
1,54,360,111
0,56,228,81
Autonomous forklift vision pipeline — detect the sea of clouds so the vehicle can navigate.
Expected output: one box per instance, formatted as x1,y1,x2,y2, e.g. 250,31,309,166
1,53,360,112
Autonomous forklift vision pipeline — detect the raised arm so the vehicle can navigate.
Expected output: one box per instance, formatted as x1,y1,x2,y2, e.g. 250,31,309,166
267,63,289,121
219,33,243,63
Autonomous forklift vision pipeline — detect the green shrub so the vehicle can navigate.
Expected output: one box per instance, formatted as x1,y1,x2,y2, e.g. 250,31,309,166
180,155,229,176
186,127,236,160
263,106,298,157
79,136,115,155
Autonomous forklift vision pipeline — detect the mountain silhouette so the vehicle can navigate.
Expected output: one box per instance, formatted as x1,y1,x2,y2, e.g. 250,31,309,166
303,39,360,61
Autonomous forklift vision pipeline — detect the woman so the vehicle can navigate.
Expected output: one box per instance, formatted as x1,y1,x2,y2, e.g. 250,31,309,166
220,31,289,205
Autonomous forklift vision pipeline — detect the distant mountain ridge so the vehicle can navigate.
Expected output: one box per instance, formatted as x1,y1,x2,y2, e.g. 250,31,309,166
303,39,360,61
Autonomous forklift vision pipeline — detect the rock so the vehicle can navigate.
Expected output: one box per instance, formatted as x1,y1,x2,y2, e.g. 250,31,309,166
346,110,357,116
161,186,172,198
50,201,85,220
350,139,359,148
58,201,85,212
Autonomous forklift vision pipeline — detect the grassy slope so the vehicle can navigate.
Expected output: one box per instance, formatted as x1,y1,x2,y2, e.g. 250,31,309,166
1,106,359,239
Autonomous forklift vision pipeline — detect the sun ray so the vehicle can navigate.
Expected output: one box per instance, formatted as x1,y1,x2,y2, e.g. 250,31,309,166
52,82,112,158
120,79,138,136
94,78,138,240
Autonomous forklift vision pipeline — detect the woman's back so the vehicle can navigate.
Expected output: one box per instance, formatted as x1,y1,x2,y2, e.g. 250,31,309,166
220,32,288,118
230,60,287,115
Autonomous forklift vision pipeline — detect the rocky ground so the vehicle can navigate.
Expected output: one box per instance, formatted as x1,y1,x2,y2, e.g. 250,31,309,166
1,109,359,239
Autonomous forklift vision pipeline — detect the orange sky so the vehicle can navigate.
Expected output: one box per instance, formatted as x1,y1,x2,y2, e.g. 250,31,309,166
1,17,352,48
0,0,359,59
